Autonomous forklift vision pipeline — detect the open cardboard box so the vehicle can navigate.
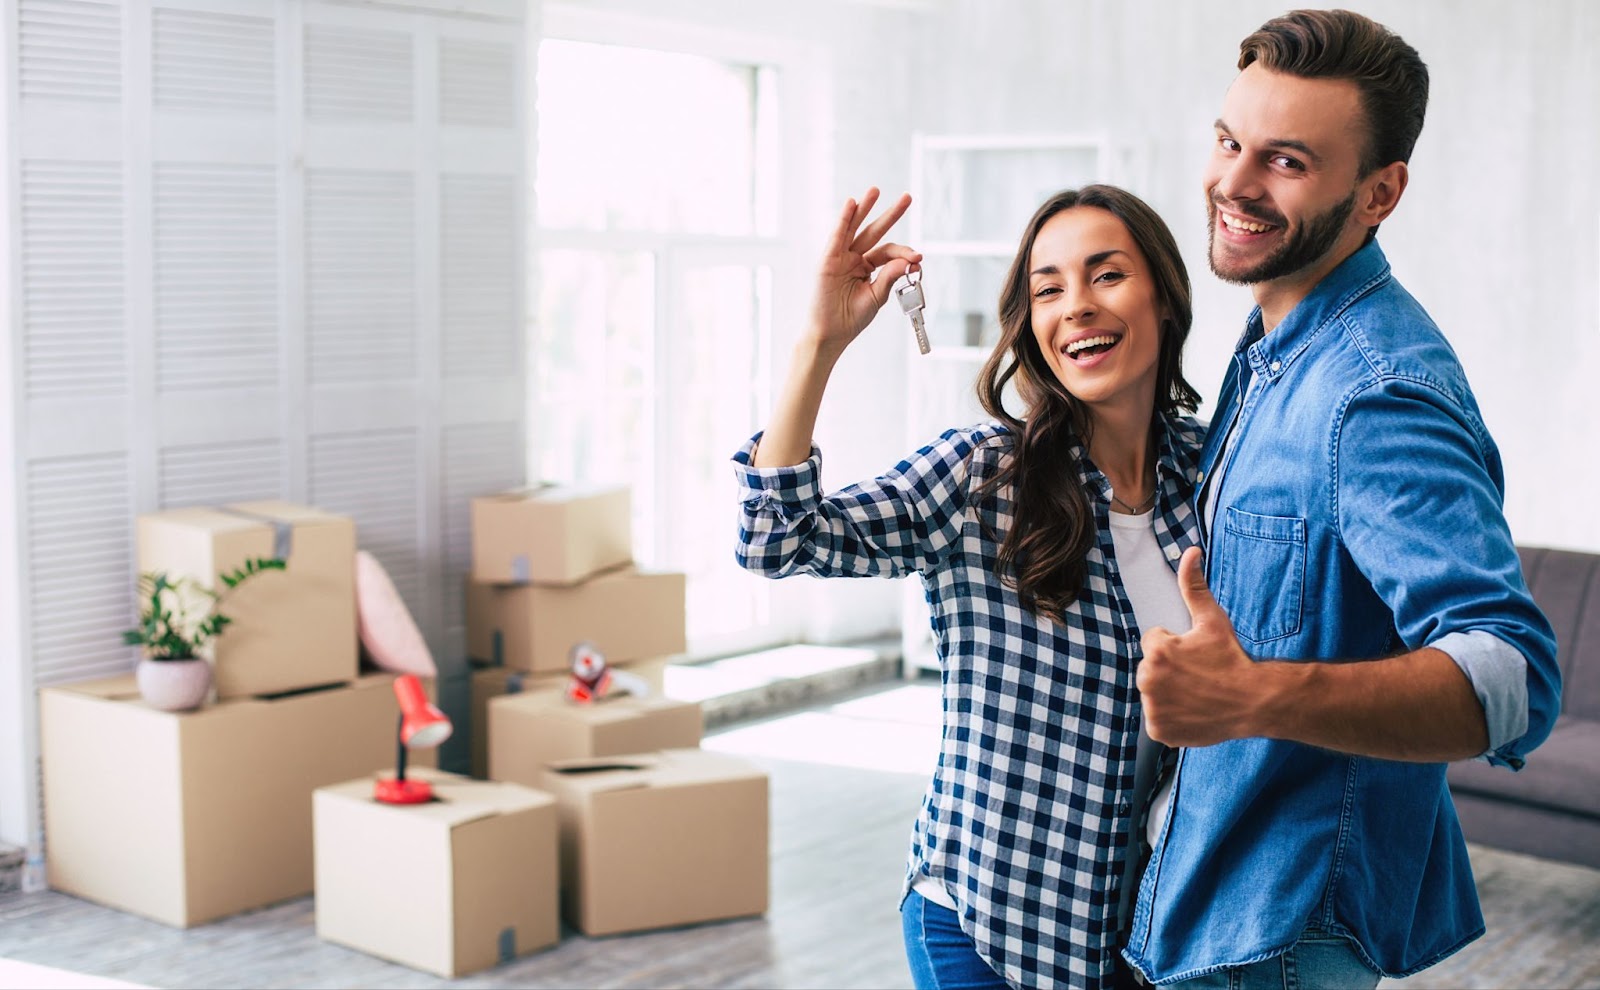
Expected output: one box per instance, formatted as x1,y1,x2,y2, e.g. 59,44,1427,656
536,749,768,936
487,685,702,786
314,768,559,977
468,658,669,779
40,673,433,927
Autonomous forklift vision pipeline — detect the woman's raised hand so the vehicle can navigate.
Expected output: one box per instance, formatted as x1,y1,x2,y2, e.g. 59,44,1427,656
806,188,922,353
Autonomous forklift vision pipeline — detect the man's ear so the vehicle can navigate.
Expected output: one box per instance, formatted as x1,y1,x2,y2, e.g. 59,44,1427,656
1359,161,1409,227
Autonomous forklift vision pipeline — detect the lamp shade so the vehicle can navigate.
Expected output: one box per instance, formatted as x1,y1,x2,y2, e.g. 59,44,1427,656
395,673,452,749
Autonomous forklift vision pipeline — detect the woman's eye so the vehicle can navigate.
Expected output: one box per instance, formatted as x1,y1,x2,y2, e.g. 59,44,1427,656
1032,286,1060,299
1093,271,1127,284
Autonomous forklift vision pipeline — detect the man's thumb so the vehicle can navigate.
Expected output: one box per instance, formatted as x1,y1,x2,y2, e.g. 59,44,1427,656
1176,546,1224,626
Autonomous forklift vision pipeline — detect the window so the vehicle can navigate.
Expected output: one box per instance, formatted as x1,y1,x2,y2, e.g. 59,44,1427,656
532,36,792,656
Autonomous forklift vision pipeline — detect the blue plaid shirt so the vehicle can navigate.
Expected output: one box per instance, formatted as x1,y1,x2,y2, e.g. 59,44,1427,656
734,413,1204,989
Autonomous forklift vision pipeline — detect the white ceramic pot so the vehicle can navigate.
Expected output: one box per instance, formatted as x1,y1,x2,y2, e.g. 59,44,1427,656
135,657,213,712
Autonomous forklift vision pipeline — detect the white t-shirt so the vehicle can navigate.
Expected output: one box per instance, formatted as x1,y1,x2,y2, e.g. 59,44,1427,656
1107,507,1190,928
913,506,1191,918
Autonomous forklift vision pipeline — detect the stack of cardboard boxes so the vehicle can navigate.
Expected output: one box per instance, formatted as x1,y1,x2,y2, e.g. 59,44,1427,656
465,485,771,941
39,501,430,928
463,484,683,776
37,488,773,979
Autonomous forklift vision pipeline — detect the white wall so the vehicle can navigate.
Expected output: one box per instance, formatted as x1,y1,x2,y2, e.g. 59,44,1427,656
0,0,528,847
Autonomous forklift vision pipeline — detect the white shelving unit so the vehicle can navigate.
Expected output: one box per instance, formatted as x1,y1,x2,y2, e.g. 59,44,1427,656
901,134,1114,678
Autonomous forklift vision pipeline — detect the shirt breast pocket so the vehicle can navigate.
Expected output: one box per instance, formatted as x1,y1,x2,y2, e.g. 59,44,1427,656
1215,507,1307,645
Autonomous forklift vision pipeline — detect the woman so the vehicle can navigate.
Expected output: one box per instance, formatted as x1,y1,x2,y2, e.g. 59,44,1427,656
733,185,1203,990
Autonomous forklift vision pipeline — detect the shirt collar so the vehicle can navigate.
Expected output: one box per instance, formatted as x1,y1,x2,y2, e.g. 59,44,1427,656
1236,238,1393,379
1071,411,1201,500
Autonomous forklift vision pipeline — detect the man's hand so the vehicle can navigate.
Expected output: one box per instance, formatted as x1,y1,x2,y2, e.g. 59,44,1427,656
1137,546,1265,746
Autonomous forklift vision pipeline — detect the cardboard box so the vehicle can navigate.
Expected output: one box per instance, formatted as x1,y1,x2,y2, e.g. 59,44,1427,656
487,688,702,787
136,501,358,699
469,658,670,779
39,673,435,928
536,749,768,936
465,567,686,674
471,484,631,585
314,768,559,978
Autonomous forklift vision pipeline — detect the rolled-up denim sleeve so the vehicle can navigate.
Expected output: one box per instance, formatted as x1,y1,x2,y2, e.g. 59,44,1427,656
1430,630,1531,768
1335,379,1561,769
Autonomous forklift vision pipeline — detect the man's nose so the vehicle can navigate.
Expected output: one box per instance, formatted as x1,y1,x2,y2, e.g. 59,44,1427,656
1212,155,1262,205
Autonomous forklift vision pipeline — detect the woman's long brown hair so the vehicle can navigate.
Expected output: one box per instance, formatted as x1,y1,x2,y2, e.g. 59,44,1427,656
973,185,1200,621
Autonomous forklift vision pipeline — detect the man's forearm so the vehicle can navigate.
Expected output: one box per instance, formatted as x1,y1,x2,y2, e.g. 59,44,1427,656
1250,647,1490,761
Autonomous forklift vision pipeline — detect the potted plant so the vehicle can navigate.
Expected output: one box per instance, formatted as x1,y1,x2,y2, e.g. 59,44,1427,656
123,558,285,711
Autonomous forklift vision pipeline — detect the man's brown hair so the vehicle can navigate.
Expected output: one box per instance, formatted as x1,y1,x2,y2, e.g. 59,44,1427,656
1239,8,1429,175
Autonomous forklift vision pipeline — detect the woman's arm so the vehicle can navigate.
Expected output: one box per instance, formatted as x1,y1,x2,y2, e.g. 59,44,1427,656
752,188,921,467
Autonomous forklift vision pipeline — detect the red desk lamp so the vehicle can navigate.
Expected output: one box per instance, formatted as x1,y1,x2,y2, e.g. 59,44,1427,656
373,674,453,804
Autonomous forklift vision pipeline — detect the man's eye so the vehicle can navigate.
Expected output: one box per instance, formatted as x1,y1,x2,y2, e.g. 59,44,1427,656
1218,137,1240,152
1272,155,1306,171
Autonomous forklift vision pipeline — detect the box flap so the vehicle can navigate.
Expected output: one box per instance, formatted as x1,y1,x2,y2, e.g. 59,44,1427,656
225,500,346,525
641,748,767,787
317,768,554,829
541,750,761,795
539,756,659,796
139,506,261,535
42,675,145,703
492,687,683,726
486,483,627,505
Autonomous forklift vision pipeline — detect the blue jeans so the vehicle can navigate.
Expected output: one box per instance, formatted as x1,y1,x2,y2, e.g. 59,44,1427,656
901,890,1009,990
1160,932,1381,990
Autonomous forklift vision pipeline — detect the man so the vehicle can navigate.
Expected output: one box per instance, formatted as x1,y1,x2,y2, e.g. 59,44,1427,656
1123,10,1561,988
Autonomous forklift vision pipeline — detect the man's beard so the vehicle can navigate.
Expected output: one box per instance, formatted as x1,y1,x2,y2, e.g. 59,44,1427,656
1207,191,1356,285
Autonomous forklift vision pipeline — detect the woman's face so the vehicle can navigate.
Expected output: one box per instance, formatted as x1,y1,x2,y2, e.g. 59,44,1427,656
1026,206,1166,419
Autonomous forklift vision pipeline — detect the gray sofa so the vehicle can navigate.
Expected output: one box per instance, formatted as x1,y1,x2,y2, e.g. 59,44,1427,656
1446,546,1600,870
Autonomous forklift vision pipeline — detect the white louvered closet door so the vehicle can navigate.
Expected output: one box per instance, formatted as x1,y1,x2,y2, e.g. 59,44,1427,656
0,0,527,847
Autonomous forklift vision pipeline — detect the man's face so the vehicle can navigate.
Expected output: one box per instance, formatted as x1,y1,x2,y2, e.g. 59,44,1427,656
1203,64,1370,285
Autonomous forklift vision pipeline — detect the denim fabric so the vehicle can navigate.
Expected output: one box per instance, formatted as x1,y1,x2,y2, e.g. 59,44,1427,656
1123,240,1562,983
1161,932,1380,990
901,890,1011,990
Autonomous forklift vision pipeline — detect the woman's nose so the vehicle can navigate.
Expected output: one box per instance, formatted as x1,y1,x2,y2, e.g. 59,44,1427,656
1063,295,1097,322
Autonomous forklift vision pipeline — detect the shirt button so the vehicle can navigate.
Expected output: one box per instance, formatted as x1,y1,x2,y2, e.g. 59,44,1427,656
1269,360,1282,373
1164,545,1180,561
1196,470,1205,484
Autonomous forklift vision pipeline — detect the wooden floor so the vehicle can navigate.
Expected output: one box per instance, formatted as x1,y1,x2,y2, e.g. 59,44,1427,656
2,682,1599,989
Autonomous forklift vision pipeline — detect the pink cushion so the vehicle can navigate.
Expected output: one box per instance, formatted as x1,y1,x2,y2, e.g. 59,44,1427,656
355,550,435,677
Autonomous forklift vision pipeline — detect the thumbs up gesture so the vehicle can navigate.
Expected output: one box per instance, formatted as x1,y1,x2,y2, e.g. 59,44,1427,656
1137,546,1262,747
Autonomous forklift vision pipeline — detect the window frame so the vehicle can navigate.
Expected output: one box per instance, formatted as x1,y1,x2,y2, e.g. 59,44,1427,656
532,5,826,658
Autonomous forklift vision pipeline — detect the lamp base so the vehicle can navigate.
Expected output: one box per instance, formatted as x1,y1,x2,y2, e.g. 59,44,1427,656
373,776,435,804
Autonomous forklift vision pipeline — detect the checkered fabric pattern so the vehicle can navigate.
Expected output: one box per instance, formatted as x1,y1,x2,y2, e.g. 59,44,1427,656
733,414,1203,990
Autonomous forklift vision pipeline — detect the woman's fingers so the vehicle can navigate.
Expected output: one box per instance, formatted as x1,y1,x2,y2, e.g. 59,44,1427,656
825,197,859,256
851,192,912,255
862,242,922,270
849,188,881,235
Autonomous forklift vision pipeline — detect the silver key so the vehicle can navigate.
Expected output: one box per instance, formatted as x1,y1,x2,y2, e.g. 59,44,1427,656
896,269,930,355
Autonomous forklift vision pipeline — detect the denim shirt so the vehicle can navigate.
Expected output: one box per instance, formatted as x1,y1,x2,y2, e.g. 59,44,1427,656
1123,240,1561,982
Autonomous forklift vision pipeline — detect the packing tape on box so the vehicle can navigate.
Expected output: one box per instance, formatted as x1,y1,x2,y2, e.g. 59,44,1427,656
216,506,294,559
